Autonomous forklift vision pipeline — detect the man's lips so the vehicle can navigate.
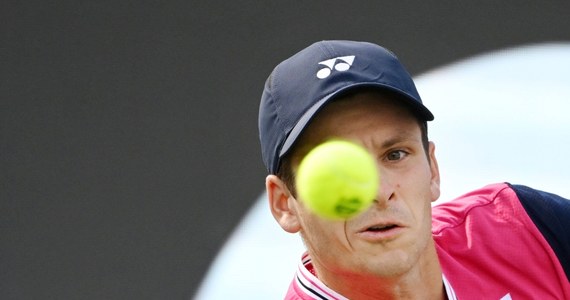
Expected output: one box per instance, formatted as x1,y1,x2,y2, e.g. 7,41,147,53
357,221,405,241
359,220,404,232
367,223,398,230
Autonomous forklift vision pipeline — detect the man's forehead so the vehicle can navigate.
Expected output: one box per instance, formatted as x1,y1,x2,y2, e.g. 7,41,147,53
291,92,422,156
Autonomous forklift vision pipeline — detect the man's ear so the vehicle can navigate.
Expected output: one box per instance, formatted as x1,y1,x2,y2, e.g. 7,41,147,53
428,141,441,202
266,175,301,233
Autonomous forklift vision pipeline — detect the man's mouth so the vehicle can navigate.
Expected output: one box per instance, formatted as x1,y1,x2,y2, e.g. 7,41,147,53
358,222,404,241
366,224,399,232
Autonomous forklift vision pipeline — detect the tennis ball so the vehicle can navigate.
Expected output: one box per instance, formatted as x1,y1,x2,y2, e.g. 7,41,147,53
295,140,379,220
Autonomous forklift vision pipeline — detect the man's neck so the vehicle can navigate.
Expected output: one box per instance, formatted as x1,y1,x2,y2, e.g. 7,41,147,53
319,269,445,300
313,242,445,300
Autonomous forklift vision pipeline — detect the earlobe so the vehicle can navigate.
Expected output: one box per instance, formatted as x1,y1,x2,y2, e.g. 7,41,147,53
266,175,301,233
428,142,441,202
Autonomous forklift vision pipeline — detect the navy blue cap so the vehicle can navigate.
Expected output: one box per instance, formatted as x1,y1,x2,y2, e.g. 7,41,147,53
259,40,434,174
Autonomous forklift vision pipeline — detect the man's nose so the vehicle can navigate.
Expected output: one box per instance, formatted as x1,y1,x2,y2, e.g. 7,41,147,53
373,169,394,208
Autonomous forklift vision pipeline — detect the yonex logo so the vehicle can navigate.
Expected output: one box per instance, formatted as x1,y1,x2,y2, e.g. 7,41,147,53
316,55,356,79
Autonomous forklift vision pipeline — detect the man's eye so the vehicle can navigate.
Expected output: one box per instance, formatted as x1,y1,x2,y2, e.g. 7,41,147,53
386,150,407,161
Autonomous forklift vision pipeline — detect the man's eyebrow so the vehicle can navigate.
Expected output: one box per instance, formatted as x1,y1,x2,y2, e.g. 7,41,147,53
378,134,417,149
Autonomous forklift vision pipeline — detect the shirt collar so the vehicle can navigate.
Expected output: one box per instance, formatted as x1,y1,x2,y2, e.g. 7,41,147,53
294,252,457,300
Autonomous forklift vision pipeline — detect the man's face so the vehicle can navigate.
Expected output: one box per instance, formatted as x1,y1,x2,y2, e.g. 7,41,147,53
290,91,440,280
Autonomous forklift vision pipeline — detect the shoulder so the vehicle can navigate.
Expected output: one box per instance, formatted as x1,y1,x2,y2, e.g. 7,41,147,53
431,183,518,234
432,182,570,231
433,183,570,280
509,183,570,220
509,184,570,279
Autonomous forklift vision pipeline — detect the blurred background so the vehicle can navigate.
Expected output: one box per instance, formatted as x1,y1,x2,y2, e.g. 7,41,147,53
2,2,570,299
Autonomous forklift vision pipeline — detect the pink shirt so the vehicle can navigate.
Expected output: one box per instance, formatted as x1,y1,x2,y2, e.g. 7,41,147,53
285,183,570,299
433,183,570,299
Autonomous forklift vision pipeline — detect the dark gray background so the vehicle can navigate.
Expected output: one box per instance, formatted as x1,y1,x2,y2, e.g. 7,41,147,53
2,1,569,299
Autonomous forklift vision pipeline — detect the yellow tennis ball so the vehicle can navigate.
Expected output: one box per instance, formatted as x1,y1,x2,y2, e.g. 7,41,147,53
295,140,379,220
